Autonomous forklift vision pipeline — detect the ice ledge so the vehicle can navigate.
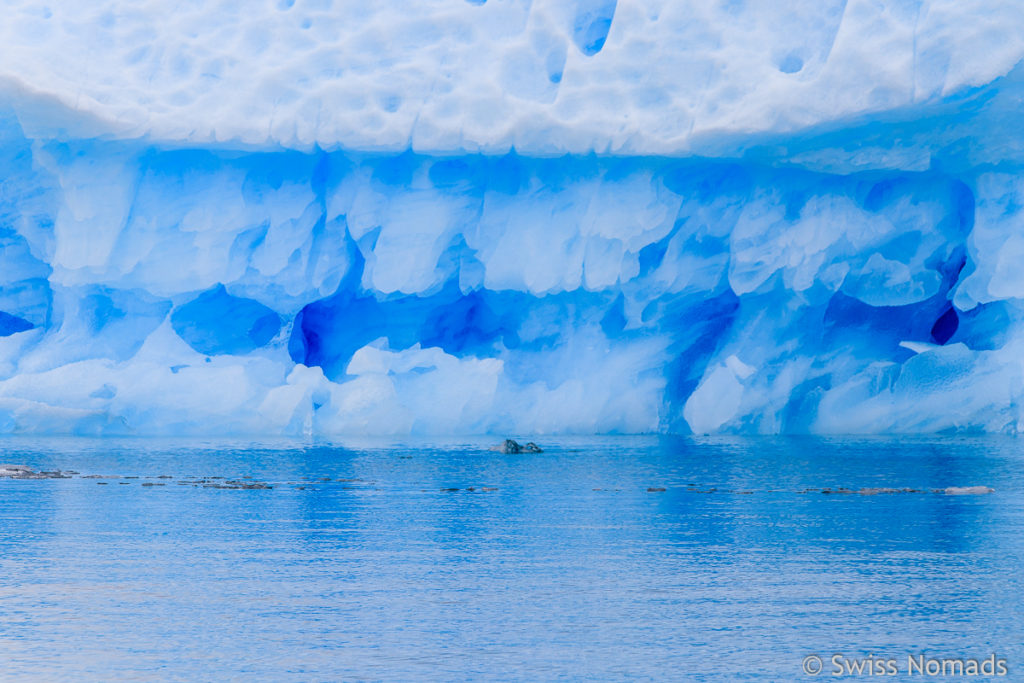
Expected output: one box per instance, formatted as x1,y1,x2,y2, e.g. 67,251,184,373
5,67,1024,177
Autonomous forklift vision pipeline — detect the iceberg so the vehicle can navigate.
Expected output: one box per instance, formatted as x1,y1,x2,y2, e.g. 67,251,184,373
0,1,1023,435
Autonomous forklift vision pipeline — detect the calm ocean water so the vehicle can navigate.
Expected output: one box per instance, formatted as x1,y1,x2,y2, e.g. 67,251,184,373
0,436,1021,681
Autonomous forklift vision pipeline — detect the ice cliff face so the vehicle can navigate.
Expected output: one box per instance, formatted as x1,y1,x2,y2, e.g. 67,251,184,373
0,0,1023,435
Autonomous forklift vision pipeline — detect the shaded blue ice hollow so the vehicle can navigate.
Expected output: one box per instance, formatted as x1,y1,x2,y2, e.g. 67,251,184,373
779,53,804,74
572,0,617,56
0,311,33,337
288,280,632,381
171,285,281,355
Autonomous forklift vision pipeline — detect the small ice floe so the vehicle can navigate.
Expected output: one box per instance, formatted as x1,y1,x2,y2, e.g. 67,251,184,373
0,465,70,479
943,486,994,495
490,439,543,454
200,480,272,490
857,487,909,495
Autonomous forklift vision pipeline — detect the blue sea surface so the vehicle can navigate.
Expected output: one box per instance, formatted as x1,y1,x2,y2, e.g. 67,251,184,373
0,436,1022,681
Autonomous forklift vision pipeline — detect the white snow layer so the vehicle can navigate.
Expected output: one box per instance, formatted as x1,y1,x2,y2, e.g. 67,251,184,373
0,0,1022,435
1,0,1023,155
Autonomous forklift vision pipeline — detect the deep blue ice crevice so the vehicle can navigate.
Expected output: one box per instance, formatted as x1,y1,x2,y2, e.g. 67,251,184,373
0,311,32,337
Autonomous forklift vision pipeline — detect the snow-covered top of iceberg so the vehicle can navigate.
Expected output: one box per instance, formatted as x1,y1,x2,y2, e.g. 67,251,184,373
2,0,1022,154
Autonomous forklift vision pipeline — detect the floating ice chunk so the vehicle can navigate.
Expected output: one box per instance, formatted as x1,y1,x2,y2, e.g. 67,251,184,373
944,486,994,495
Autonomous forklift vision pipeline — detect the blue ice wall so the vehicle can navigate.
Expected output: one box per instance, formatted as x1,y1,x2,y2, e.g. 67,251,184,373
0,68,1023,435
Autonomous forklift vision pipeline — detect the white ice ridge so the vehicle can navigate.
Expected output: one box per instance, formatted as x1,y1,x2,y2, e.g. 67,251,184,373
1,0,1023,155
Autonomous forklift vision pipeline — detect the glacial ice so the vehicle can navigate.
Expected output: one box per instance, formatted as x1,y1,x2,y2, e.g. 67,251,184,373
0,1,1023,435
